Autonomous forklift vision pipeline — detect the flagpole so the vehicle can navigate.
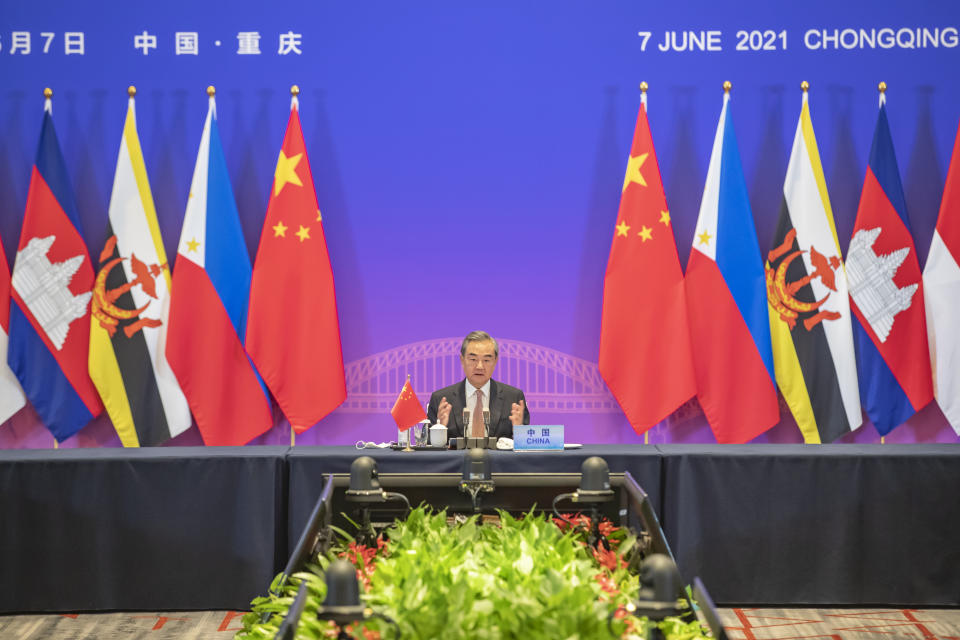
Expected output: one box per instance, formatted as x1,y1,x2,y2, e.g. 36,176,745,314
640,81,648,111
876,84,893,448
45,86,57,454
287,82,302,454
403,374,414,452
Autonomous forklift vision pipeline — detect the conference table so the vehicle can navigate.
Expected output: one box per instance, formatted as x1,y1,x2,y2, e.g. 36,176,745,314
2,444,958,612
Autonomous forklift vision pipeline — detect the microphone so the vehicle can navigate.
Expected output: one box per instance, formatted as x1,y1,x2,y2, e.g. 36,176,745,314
482,409,491,436
312,560,399,635
552,457,615,548
459,448,494,511
462,408,471,434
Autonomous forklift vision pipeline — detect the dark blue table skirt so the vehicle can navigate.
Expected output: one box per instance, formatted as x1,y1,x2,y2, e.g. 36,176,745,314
0,447,288,613
659,444,960,606
2,443,958,611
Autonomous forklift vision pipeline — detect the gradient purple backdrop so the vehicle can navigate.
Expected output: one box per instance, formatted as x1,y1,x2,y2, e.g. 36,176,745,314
1,0,957,448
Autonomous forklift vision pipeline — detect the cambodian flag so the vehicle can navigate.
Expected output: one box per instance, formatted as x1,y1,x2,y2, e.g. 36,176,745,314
166,92,274,446
685,87,779,443
8,95,103,441
847,93,932,435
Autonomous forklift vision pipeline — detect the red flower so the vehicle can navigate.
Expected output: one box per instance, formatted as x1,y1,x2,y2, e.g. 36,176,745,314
343,541,378,568
592,545,626,572
594,572,619,595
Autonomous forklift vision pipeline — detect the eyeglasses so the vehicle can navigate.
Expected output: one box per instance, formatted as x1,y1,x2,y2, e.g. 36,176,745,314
464,356,496,366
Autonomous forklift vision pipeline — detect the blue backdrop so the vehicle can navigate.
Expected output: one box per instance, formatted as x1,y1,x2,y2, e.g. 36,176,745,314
2,0,958,447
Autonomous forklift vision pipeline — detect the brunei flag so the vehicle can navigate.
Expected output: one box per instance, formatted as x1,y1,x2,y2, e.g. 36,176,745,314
88,90,191,447
685,86,779,443
766,87,862,443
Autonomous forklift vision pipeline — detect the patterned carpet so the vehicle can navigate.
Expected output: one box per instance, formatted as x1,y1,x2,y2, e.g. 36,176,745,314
719,609,960,640
0,608,958,639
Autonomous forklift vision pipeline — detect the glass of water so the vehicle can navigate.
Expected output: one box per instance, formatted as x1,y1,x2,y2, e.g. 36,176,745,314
411,420,429,446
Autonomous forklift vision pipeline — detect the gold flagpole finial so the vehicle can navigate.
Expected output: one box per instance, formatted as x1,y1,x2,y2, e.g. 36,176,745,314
127,85,136,97
639,81,648,93
801,81,809,92
43,87,53,99
206,85,216,97
878,81,887,94
290,85,300,96
723,80,732,93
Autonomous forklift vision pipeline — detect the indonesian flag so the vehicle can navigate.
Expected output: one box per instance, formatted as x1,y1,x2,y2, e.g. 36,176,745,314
599,93,696,436
0,234,26,425
923,119,960,434
246,94,346,433
391,379,427,431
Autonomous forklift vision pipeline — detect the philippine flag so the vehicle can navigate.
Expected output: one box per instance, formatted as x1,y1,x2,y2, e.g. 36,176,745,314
685,87,779,443
8,95,103,441
166,91,274,446
848,91,932,436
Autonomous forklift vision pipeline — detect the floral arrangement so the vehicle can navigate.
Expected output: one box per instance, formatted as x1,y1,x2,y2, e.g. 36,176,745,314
237,506,709,640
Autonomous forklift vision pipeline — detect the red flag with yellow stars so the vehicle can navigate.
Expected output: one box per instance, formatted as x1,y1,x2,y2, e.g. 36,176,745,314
599,92,696,436
391,378,427,431
246,94,346,433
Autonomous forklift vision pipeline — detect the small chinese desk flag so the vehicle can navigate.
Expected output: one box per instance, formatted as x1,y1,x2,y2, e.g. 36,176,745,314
391,378,426,431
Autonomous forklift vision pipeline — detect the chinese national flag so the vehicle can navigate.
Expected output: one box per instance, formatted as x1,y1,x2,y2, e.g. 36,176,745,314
246,97,346,433
391,379,427,431
599,98,696,435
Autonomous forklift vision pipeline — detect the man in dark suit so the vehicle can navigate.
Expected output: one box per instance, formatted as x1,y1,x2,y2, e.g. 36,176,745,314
427,330,530,439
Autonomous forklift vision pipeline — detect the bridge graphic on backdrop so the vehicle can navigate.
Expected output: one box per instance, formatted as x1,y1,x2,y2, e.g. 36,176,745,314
342,338,622,414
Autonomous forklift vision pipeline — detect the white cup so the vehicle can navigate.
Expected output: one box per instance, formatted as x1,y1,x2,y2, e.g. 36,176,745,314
429,425,448,447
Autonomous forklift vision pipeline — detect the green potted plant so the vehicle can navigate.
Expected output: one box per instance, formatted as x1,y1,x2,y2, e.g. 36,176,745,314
237,506,709,640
